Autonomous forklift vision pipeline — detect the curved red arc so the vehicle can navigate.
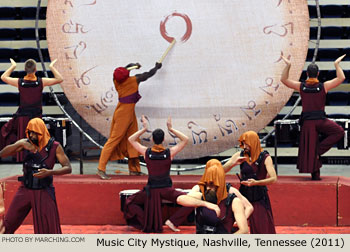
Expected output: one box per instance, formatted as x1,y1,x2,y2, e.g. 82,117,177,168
160,12,192,43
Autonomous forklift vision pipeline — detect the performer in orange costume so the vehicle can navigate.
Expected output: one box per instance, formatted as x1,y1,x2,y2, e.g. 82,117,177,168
97,62,162,179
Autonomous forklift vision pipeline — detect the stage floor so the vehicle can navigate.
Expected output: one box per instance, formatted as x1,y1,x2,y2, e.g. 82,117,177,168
14,225,350,234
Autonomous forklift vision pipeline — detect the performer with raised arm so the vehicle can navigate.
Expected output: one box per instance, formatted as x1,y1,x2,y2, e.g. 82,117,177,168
0,58,63,162
96,62,162,179
0,118,71,234
124,115,220,233
280,55,346,180
223,131,277,234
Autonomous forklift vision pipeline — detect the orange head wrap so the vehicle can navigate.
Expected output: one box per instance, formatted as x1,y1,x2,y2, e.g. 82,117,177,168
25,118,51,152
239,131,263,165
198,159,227,204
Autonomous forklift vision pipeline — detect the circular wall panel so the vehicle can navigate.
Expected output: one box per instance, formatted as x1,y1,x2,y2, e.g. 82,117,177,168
46,0,309,159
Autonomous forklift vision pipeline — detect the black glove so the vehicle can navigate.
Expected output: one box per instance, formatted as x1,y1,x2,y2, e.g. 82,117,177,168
155,62,162,69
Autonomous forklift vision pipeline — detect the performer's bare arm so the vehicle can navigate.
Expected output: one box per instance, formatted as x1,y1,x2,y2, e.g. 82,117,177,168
0,219,4,234
168,117,189,160
42,59,64,87
177,191,221,217
229,187,254,219
1,58,19,87
186,183,253,222
33,144,72,179
241,156,277,187
231,198,249,234
0,139,37,158
190,184,200,192
324,54,346,93
222,151,247,173
280,56,301,92
135,62,162,83
128,115,148,156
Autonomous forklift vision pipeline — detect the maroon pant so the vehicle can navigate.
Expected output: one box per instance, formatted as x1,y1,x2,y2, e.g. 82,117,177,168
168,206,194,227
297,118,344,173
4,185,61,234
249,201,276,234
124,187,185,233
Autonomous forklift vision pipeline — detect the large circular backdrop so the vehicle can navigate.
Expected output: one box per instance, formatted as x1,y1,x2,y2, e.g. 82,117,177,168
46,0,309,159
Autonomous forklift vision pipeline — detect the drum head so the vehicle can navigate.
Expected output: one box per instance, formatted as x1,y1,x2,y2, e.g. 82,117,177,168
47,1,309,158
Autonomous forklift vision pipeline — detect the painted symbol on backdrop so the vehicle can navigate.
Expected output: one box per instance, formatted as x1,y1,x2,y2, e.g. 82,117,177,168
160,12,192,43
187,121,208,145
46,0,309,158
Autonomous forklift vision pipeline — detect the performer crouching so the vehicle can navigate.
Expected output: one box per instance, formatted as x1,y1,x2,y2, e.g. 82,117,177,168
193,159,249,234
165,158,253,232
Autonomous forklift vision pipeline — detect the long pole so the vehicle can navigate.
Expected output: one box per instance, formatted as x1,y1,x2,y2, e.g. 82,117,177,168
158,39,176,63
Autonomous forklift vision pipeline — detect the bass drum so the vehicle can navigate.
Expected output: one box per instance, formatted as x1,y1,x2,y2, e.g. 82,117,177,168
274,119,300,145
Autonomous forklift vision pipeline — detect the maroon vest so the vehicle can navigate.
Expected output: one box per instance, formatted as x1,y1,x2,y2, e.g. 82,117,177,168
17,77,43,118
40,141,59,170
20,140,59,190
239,151,269,203
300,82,326,112
144,148,172,188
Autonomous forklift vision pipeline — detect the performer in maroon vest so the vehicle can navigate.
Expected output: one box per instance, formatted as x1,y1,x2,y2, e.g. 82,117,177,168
0,118,71,234
223,131,277,234
0,58,63,162
124,116,220,233
280,55,346,180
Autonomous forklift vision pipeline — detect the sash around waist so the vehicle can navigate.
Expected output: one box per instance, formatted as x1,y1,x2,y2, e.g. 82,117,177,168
16,106,42,117
301,110,326,121
119,91,141,104
147,176,172,188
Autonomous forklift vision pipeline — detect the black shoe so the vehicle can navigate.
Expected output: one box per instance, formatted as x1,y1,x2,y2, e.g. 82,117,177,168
311,171,321,181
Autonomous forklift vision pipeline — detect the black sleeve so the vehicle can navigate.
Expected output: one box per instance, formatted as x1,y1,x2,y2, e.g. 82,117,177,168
226,183,231,193
135,62,162,84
